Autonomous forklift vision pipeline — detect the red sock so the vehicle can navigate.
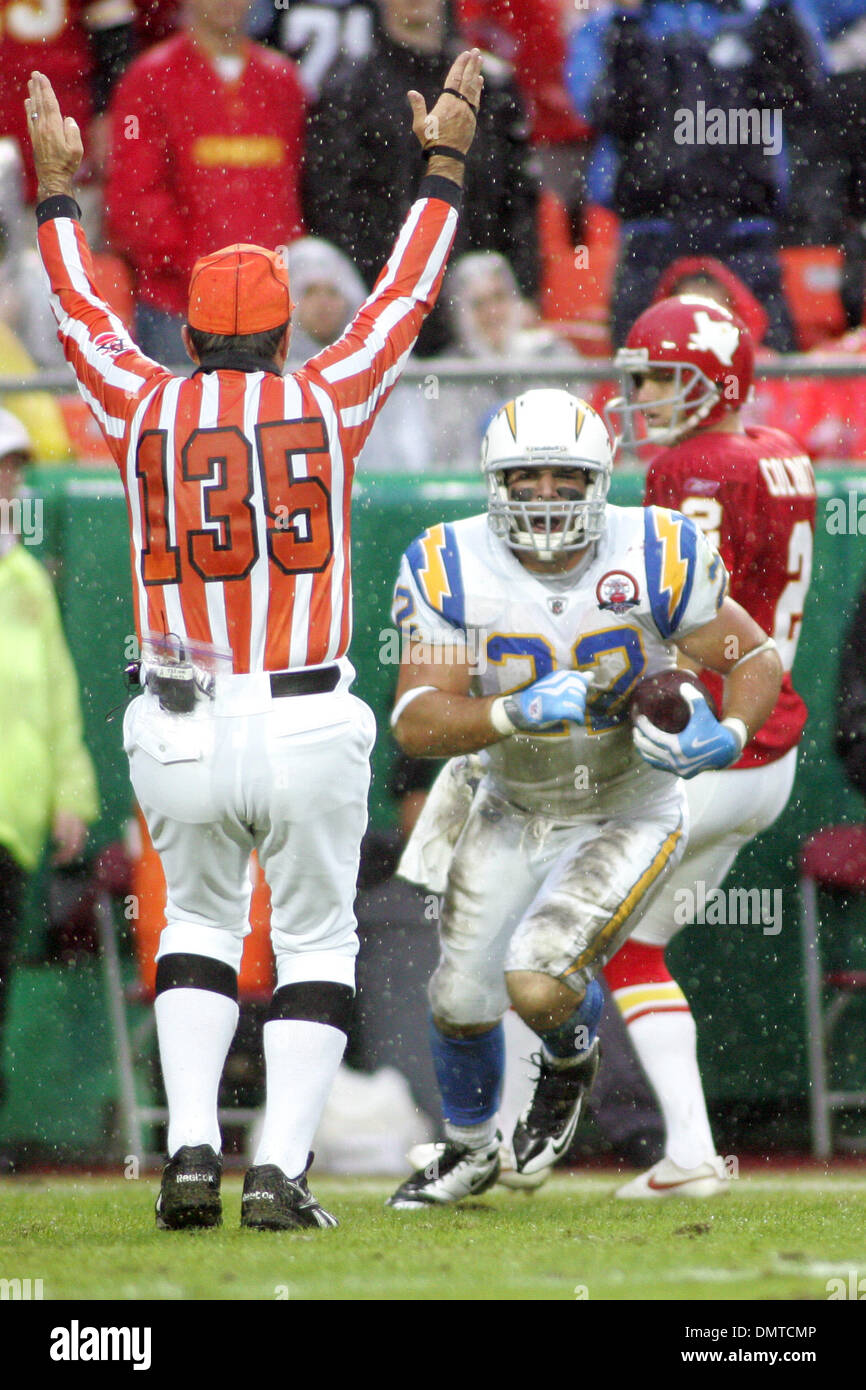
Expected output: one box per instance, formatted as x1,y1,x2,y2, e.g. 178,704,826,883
604,939,690,1024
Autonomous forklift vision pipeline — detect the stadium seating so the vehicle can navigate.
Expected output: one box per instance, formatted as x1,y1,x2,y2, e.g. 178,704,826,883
538,192,618,357
778,246,847,352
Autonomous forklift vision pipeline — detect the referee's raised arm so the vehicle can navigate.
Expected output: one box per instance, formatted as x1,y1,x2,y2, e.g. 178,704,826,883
297,49,485,471
406,46,484,187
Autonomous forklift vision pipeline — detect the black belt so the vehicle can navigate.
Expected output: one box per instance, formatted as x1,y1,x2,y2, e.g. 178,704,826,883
269,665,340,698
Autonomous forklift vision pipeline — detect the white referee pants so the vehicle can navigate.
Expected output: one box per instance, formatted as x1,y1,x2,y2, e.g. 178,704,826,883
630,748,798,948
123,677,376,989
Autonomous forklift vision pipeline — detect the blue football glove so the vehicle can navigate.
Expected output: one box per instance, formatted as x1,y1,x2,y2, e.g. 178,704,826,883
632,686,745,778
503,670,592,731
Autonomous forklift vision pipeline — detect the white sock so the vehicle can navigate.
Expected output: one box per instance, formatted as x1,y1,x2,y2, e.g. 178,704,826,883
253,1019,346,1180
625,1010,717,1170
443,1118,498,1150
155,987,239,1157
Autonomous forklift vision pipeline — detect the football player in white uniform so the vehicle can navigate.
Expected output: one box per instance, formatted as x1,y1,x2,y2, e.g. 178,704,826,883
384,388,783,1208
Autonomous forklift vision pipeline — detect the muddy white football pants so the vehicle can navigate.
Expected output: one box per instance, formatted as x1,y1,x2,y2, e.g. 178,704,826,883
428,779,688,1026
124,676,376,987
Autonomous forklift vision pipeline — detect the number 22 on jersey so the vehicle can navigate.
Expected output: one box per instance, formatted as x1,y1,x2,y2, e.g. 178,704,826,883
487,627,647,734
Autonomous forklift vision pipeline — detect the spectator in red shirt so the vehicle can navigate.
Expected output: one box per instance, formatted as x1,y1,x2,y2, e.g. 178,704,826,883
104,0,306,362
456,0,589,148
456,0,589,240
0,0,137,201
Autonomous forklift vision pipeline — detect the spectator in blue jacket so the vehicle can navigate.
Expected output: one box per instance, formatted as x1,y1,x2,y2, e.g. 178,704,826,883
796,0,866,319
566,0,827,348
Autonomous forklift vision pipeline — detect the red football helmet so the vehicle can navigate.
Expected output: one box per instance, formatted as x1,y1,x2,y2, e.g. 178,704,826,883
605,295,755,449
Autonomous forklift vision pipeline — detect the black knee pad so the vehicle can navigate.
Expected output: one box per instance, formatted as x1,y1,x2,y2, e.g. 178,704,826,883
267,981,354,1035
155,952,238,1002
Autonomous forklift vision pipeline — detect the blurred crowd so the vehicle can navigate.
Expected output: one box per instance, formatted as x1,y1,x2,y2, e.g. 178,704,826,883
3,0,866,469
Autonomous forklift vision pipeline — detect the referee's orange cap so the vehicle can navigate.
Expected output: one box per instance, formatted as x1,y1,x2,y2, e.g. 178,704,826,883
187,244,294,335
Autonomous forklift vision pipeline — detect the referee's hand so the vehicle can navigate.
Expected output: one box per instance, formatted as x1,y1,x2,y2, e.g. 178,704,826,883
25,70,84,202
408,48,484,158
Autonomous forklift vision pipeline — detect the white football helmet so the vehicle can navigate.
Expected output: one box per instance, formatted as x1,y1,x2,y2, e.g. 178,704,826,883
481,390,613,560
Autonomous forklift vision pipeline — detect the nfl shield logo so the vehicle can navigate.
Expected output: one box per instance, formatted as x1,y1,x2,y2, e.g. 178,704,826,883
547,597,568,615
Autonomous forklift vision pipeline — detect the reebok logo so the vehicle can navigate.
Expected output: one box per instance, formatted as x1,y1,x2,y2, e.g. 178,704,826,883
176,1173,214,1183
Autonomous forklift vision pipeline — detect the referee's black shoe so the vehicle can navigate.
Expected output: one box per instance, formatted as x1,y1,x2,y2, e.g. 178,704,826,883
241,1154,338,1231
155,1144,222,1230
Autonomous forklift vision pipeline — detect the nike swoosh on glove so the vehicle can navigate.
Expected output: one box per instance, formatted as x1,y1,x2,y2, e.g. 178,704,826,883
632,685,744,778
504,669,592,731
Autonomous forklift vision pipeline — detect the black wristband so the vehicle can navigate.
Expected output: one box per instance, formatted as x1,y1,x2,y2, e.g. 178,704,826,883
422,145,467,163
418,174,463,211
443,87,479,115
35,194,82,225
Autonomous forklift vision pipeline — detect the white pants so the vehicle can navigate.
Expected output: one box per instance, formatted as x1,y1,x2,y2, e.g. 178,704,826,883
630,748,798,948
124,677,376,988
428,778,687,1025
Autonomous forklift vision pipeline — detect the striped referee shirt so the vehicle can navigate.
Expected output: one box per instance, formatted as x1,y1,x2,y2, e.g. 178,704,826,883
36,178,460,674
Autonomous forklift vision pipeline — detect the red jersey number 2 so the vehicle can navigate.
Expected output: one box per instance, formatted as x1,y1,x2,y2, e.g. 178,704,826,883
136,417,334,587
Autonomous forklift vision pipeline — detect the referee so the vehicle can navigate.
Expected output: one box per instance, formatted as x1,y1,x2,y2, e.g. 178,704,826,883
26,53,482,1231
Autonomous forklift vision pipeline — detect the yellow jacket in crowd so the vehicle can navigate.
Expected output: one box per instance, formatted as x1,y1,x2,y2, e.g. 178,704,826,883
0,543,99,870
0,323,72,465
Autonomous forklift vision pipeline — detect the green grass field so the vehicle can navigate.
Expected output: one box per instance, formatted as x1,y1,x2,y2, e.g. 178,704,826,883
1,1169,865,1302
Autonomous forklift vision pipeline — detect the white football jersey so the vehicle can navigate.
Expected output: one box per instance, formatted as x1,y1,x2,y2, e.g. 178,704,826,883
391,505,729,817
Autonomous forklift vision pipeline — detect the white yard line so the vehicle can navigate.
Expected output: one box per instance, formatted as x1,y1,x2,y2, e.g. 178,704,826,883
2,1173,866,1197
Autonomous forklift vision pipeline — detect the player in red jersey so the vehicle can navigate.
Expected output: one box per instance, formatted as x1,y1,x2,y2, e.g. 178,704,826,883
27,51,483,1229
604,295,816,1197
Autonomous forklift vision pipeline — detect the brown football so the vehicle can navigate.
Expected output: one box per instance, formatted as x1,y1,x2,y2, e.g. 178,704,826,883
628,670,718,734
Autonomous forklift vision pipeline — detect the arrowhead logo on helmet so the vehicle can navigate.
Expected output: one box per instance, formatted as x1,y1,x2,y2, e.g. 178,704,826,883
481,389,614,561
605,296,755,451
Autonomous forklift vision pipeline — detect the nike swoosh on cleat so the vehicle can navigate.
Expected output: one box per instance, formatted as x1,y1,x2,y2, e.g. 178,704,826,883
646,1173,720,1191
519,1112,582,1169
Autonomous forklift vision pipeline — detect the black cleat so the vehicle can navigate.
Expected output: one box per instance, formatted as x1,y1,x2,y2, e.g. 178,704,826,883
512,1040,600,1176
155,1144,222,1230
387,1134,501,1209
241,1154,338,1231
